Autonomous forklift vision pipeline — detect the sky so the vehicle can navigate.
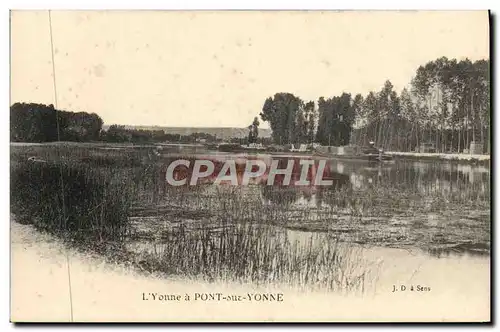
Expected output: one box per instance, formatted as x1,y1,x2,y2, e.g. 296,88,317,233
10,10,489,128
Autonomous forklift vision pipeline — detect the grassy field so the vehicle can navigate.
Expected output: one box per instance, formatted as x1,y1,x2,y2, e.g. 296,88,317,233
10,143,490,294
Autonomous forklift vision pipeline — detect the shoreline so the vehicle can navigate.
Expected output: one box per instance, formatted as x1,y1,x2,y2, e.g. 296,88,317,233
385,151,490,165
10,221,490,322
10,142,491,167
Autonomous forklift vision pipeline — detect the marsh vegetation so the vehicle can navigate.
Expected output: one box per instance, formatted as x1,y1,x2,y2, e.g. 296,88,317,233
10,144,490,294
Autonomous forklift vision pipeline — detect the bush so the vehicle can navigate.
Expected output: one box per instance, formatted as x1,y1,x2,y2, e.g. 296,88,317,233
10,160,131,243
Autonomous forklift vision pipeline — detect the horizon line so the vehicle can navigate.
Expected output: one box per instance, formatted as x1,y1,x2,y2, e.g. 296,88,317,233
101,124,271,129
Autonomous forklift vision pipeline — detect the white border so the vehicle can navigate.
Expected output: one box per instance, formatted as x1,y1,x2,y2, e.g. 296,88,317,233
2,0,497,10
2,1,497,330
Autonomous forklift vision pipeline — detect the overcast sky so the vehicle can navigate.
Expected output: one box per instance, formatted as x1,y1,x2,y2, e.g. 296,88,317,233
11,11,489,128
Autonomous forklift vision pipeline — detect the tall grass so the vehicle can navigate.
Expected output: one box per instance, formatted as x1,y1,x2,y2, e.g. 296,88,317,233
10,145,379,293
10,160,132,243
128,223,379,294
10,144,489,293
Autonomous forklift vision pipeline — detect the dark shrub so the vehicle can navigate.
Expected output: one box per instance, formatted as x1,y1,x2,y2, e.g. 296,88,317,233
10,160,131,242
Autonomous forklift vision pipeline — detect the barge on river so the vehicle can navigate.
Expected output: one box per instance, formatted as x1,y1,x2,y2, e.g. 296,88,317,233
314,151,395,163
213,142,394,163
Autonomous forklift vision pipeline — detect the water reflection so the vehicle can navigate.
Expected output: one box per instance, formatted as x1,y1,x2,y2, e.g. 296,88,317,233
160,155,490,208
426,242,490,258
140,154,490,257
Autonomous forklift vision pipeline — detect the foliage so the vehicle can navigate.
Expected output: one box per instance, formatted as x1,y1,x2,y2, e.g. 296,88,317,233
10,159,131,242
10,102,103,142
315,93,356,146
247,117,260,144
11,57,490,153
258,57,490,153
9,103,221,144
260,93,318,145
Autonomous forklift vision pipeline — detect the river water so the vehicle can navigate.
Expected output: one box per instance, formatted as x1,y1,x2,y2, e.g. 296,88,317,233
152,153,490,253
127,152,490,300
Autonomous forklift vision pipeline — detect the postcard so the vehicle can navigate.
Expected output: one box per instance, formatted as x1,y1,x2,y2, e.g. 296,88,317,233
10,10,491,322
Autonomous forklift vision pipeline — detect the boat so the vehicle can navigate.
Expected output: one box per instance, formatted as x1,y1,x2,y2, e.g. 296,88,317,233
313,151,395,163
215,143,267,153
343,142,395,163
363,153,395,163
214,141,394,163
216,143,245,152
314,142,395,163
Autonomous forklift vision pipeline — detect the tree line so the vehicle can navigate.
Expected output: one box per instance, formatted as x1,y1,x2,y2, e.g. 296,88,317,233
10,56,490,153
10,102,103,142
259,57,490,153
351,58,490,153
10,103,220,144
101,125,219,143
260,93,318,145
258,91,369,147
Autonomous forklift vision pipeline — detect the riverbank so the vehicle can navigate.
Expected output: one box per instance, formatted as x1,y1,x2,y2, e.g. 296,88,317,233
10,141,492,165
214,149,490,165
11,221,490,322
386,151,490,164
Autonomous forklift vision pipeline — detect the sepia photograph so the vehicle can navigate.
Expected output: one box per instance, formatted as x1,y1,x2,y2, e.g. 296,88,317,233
9,9,491,323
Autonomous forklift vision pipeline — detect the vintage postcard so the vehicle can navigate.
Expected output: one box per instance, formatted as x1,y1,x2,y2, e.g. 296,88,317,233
10,10,491,322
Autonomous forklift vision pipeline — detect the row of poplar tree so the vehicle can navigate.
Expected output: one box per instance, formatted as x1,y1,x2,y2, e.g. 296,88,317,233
259,57,490,153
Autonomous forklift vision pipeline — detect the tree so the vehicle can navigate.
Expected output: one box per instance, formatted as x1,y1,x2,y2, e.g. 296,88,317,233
260,93,303,145
350,94,364,146
411,57,490,153
400,88,418,151
303,101,316,144
314,93,356,146
247,116,260,144
256,56,489,154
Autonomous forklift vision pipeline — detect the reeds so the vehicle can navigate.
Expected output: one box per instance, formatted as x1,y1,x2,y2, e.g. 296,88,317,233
10,143,489,293
10,159,132,243
129,223,379,294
